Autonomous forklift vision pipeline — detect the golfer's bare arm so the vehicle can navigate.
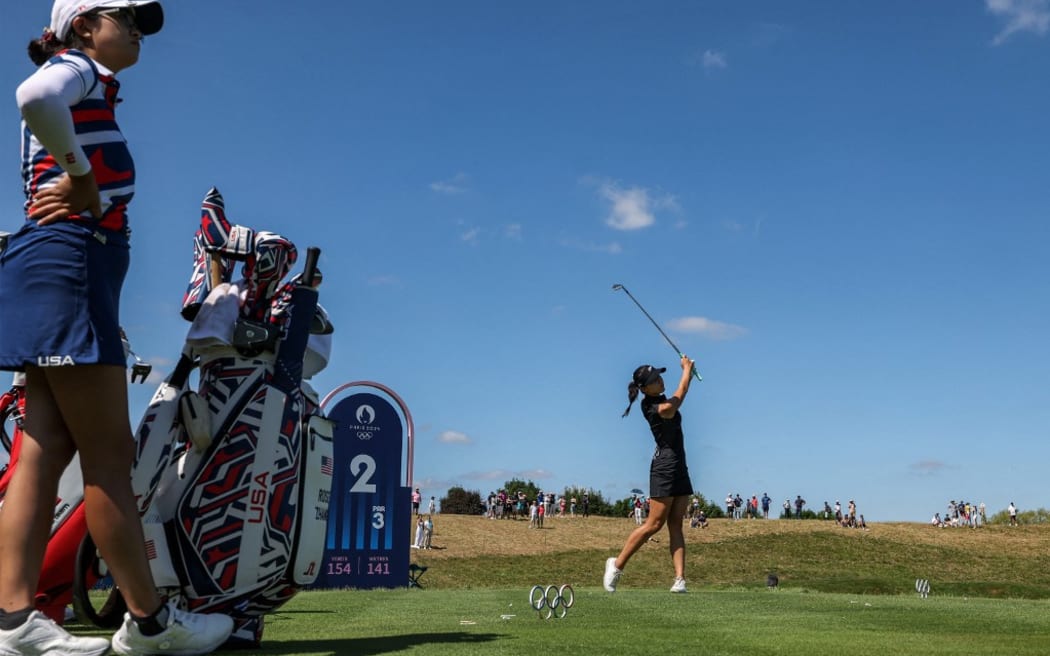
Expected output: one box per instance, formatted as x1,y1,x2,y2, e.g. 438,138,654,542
658,356,694,418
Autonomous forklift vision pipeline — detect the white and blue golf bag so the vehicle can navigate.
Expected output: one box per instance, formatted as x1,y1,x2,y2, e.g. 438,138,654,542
73,189,335,647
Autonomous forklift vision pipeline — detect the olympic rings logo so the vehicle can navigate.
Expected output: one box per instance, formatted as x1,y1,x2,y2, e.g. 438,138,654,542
529,584,575,619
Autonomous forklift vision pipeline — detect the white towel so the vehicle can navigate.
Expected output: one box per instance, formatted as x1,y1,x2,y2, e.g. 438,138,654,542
185,282,244,349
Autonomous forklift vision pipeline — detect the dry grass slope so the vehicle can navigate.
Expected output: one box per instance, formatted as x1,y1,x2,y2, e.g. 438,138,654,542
410,515,1050,598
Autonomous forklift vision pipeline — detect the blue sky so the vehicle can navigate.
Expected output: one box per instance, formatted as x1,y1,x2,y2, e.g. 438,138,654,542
2,1,1047,522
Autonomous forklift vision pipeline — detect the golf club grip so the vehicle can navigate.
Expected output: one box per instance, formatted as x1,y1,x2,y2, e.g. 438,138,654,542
302,247,321,287
676,353,703,382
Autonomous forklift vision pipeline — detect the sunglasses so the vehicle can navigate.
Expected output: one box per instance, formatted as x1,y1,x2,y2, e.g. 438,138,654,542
93,7,138,31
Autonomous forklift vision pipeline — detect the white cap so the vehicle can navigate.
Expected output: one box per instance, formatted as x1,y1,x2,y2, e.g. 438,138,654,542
51,0,163,41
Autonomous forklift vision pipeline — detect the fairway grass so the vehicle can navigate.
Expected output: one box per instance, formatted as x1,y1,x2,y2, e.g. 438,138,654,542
198,588,1050,655
74,517,1050,654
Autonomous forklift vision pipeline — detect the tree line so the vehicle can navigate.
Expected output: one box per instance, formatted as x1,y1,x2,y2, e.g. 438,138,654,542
439,478,726,518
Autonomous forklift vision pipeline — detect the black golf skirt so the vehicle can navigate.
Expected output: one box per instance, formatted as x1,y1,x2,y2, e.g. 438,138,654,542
649,449,693,498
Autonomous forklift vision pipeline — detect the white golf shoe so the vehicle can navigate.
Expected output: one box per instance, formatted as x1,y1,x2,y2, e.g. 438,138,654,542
603,557,622,592
0,610,110,656
111,601,234,655
670,577,687,593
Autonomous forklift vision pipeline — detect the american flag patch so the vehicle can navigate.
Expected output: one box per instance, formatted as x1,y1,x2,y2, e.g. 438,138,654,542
145,540,157,560
320,456,333,476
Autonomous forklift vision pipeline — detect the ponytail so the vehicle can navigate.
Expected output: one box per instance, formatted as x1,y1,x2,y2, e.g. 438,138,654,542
28,24,85,66
622,382,640,417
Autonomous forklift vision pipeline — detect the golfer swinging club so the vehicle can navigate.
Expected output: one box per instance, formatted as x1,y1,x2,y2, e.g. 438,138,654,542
605,355,696,593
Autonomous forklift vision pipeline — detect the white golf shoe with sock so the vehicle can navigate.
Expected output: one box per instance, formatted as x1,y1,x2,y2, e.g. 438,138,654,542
111,601,234,655
670,577,687,593
0,610,110,656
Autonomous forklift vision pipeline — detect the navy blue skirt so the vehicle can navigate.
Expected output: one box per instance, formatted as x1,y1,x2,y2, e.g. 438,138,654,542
0,221,129,370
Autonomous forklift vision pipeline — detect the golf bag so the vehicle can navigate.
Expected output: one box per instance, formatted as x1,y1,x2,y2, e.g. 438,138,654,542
73,188,335,647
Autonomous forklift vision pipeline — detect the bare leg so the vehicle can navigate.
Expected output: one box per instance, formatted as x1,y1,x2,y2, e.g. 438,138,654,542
42,365,162,617
0,372,76,610
614,496,673,570
666,496,690,579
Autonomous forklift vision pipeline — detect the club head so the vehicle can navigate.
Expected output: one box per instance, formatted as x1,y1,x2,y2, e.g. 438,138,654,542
130,362,152,384
611,284,624,291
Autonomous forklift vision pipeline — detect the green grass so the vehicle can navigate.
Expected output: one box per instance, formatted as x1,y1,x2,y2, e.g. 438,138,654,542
88,588,1045,656
415,517,1050,599
70,519,1050,654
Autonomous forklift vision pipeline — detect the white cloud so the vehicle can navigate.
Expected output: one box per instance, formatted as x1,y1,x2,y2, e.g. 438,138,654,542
430,172,470,194
460,226,480,244
722,217,764,237
598,182,679,231
504,223,522,240
367,274,401,287
458,468,554,482
666,316,748,341
519,469,555,480
438,430,472,444
461,469,513,481
702,49,728,69
601,183,654,230
987,0,1050,44
910,460,949,476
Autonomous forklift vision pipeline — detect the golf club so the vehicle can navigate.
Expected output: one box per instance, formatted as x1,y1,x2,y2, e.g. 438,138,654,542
612,284,702,382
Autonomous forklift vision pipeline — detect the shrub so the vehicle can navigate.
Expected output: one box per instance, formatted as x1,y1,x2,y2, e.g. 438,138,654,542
440,486,483,515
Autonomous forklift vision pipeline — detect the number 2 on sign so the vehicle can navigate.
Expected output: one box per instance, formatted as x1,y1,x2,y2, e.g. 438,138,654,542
349,454,377,493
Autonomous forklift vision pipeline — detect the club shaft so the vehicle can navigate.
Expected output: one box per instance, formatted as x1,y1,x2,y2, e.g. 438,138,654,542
616,286,703,382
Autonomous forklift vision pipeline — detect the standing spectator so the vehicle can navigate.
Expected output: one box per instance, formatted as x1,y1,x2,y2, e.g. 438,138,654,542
0,3,236,654
570,496,577,517
978,501,986,527
528,502,538,529
496,490,507,519
605,357,697,594
750,495,759,519
725,493,735,519
412,516,424,548
428,496,437,515
783,499,791,518
822,501,832,520
537,499,545,528
633,497,644,525
1008,502,1018,526
761,493,771,519
582,494,590,518
411,488,421,516
848,500,857,527
834,500,842,524
423,515,434,548
794,495,805,519
734,494,744,519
